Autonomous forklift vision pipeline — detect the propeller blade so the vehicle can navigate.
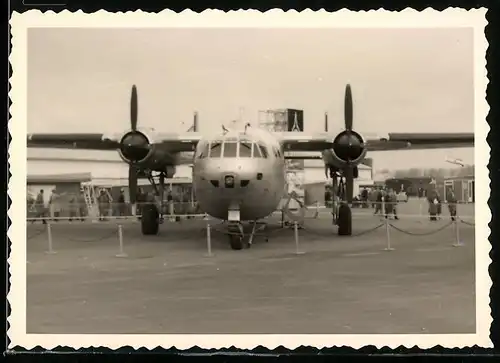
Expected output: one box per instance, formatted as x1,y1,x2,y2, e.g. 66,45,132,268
344,84,353,131
131,85,138,131
129,165,138,205
344,167,354,204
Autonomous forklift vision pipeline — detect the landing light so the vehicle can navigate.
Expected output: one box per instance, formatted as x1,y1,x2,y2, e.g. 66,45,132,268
225,175,235,187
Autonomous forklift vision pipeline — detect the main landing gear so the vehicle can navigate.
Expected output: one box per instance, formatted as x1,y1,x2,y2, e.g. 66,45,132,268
331,172,353,236
140,170,168,236
337,203,352,236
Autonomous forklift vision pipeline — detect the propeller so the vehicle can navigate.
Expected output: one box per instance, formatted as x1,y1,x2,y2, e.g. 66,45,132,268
128,85,139,205
343,84,354,204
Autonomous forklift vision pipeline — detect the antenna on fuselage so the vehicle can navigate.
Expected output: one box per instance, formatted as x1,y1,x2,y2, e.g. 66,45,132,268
186,111,199,132
193,111,199,132
222,125,229,134
324,112,329,132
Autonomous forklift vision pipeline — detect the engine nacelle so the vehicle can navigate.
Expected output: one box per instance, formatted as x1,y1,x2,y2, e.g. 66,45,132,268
118,128,175,172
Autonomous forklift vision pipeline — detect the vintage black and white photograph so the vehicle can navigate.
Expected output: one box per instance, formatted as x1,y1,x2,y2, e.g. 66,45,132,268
8,9,490,349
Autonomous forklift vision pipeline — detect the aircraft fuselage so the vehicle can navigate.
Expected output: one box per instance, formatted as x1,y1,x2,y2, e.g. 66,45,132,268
192,128,287,222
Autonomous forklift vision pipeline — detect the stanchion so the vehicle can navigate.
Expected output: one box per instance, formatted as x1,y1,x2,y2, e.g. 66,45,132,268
204,223,213,257
294,221,305,255
115,224,128,258
383,218,394,251
452,220,463,247
45,223,57,255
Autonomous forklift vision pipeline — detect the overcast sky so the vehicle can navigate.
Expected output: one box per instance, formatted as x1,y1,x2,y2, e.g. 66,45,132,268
27,27,475,170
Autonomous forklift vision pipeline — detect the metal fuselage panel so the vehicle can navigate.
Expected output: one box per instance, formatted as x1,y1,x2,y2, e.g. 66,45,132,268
192,134,286,221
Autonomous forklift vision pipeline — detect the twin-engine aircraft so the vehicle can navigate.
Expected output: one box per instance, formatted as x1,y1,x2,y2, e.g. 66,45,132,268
27,84,474,250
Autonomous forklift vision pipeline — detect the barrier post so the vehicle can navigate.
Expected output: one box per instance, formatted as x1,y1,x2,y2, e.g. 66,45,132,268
452,220,463,247
45,223,57,255
204,223,213,257
383,218,394,251
294,221,305,255
115,224,128,258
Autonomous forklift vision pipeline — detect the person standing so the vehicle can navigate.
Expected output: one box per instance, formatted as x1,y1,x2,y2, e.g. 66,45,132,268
34,189,47,224
361,188,369,208
117,188,126,218
385,188,400,220
97,189,110,221
447,190,458,221
68,195,77,222
48,189,63,222
374,187,384,215
428,189,439,221
77,192,86,221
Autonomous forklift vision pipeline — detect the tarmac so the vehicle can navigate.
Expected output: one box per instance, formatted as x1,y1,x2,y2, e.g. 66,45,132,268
25,200,476,334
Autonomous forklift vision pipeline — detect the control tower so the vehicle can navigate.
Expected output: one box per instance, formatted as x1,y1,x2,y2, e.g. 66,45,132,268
258,108,306,209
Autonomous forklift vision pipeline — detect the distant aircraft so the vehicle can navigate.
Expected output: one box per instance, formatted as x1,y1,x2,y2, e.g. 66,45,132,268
27,84,475,250
445,156,466,167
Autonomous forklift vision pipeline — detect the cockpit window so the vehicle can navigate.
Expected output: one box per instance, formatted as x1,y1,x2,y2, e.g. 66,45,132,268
209,141,223,158
253,143,262,158
223,141,238,158
272,146,280,158
197,142,210,159
239,141,252,157
258,143,269,158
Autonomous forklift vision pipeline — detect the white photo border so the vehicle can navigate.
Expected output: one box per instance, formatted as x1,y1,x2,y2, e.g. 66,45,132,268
8,8,491,350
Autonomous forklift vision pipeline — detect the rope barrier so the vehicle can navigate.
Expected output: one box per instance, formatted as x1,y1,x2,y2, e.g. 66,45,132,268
460,218,475,226
388,220,454,236
64,229,119,243
300,222,386,238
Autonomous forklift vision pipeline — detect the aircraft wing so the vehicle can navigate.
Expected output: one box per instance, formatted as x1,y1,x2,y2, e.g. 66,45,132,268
279,132,474,152
27,132,202,153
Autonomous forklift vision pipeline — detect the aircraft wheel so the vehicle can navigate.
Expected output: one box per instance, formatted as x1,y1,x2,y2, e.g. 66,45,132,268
337,203,352,236
229,234,244,250
141,204,159,235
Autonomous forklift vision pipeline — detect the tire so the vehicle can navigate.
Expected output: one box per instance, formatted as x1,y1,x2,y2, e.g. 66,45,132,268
141,203,159,235
229,235,244,250
337,203,352,236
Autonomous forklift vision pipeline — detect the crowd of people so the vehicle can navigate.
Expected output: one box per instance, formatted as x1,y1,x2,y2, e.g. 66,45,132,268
324,185,459,221
28,187,199,224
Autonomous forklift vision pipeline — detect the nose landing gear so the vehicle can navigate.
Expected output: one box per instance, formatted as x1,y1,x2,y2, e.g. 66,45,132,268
228,222,246,250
